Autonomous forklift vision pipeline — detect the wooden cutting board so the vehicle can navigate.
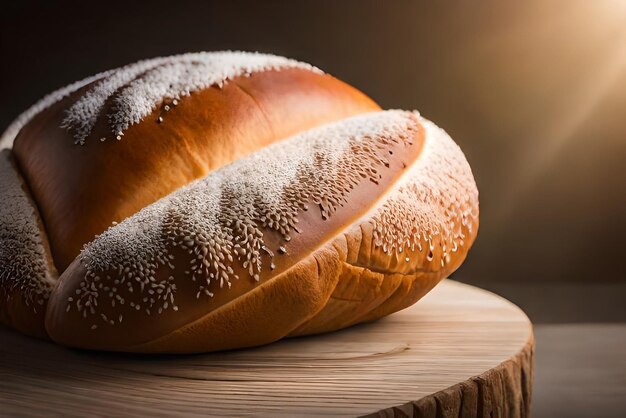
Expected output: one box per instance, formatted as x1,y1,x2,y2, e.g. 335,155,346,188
0,280,533,417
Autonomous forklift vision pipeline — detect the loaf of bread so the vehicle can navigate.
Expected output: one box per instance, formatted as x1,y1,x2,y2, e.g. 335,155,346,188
0,52,478,353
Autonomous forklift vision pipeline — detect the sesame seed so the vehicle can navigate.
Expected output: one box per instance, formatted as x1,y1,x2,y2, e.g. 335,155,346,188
66,110,476,328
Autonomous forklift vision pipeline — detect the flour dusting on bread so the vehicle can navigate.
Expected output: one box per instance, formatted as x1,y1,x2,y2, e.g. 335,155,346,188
0,52,320,149
63,52,321,145
0,151,57,308
371,119,479,269
72,111,419,324
0,71,112,150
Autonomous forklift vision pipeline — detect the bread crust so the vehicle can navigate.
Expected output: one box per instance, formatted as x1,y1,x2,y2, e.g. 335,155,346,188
0,53,478,353
45,114,426,350
45,112,478,353
13,68,378,271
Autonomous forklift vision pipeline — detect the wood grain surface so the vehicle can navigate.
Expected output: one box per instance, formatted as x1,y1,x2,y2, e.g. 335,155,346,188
0,280,533,417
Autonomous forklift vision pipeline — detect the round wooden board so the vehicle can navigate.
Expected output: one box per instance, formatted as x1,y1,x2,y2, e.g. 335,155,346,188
0,280,533,417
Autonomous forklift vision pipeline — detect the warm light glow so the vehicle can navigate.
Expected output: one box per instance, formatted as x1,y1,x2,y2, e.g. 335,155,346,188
493,1,626,224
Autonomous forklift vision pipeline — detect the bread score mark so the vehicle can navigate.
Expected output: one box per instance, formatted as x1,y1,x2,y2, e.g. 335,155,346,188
58,111,425,334
359,118,479,275
125,114,479,351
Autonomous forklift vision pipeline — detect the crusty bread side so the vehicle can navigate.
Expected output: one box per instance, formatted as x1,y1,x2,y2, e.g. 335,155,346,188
289,118,480,337
0,150,58,337
12,54,378,271
46,111,478,353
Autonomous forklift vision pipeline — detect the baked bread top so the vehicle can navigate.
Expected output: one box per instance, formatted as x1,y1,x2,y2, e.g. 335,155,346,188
45,109,478,351
1,52,478,352
6,52,378,270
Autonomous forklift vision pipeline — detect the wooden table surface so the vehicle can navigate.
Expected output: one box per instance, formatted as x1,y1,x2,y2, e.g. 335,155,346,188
0,280,533,417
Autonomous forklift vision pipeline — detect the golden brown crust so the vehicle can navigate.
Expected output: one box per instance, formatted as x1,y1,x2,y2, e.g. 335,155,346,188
45,122,426,351
13,68,379,271
45,112,478,353
129,245,344,353
122,192,477,354
129,179,477,353
2,54,478,354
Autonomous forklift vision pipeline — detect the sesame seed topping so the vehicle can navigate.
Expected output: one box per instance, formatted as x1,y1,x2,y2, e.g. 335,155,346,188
64,110,477,328
73,111,429,324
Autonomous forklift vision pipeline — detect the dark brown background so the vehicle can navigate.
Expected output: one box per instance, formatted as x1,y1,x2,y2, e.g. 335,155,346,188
1,0,625,322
